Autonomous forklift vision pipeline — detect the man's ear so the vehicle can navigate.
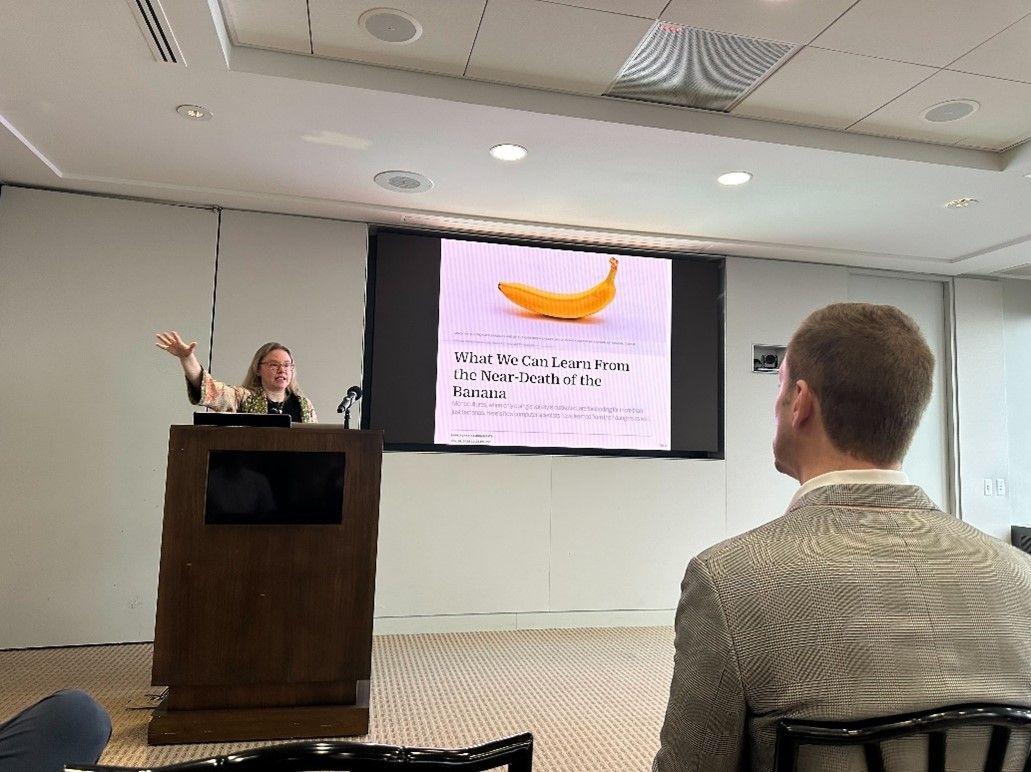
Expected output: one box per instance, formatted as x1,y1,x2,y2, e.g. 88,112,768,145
791,380,816,429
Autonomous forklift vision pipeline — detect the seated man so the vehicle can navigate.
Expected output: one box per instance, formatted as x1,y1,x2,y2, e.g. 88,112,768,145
0,690,111,772
654,303,1031,772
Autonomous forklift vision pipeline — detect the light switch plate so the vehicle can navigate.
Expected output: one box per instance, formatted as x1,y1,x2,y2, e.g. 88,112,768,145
984,478,995,496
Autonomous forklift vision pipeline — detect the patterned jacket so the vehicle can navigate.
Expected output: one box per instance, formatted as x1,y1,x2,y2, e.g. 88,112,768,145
654,483,1031,772
187,369,318,423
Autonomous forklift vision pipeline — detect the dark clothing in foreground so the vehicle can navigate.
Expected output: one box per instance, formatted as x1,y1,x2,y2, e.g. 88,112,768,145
0,689,111,772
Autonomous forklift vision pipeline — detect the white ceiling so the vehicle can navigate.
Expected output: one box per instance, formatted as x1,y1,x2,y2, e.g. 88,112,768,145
223,0,1031,151
0,0,1030,278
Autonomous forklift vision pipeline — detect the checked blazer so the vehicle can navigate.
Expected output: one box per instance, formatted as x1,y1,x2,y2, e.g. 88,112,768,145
653,483,1031,772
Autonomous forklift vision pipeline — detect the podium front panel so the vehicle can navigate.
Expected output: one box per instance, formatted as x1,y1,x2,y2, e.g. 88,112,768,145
152,426,383,690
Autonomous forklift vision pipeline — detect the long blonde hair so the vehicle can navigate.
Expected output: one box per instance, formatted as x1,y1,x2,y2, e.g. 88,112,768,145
241,342,306,398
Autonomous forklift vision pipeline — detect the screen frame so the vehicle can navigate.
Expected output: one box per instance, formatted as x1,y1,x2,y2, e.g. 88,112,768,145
361,227,725,460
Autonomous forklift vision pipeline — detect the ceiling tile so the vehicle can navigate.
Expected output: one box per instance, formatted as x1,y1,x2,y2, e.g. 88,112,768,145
220,0,310,55
546,0,668,17
951,12,1031,83
851,70,1031,151
309,0,486,77
661,0,857,45
466,0,652,94
814,0,1031,67
733,47,935,130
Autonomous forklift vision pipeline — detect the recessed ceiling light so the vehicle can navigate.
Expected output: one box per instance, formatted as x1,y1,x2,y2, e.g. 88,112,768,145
374,170,433,193
921,100,979,123
176,104,211,121
359,8,422,44
490,144,528,162
945,197,979,208
717,171,752,186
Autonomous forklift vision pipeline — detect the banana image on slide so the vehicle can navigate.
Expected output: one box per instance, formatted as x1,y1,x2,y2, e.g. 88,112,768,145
498,257,618,319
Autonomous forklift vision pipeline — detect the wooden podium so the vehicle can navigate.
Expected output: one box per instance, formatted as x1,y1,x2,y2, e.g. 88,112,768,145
149,425,383,745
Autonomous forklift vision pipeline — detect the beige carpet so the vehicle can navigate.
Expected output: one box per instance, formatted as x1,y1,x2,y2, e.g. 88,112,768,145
0,626,673,770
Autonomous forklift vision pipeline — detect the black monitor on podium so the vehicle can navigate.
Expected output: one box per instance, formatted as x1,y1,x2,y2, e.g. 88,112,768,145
193,411,291,428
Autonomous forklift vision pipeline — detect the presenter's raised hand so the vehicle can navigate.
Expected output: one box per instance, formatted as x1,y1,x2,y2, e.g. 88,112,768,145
155,330,196,359
156,330,202,386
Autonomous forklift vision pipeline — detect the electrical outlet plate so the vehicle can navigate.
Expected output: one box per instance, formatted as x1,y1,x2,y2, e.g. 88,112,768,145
996,478,1007,496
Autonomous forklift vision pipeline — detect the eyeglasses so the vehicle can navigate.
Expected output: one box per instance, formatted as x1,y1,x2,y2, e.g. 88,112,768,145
261,361,294,371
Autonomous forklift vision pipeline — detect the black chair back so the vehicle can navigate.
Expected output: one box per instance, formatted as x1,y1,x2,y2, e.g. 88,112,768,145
66,732,533,771
774,704,1031,772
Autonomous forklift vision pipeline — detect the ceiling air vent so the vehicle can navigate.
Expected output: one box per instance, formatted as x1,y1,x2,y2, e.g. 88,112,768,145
125,0,185,64
606,21,794,112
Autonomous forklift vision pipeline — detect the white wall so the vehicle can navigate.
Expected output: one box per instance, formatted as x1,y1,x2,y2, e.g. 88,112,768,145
1003,279,1031,529
373,452,726,632
5,185,1016,647
848,274,951,511
726,264,964,535
724,258,847,537
0,187,217,648
208,209,368,423
547,456,724,612
375,453,553,621
953,279,1012,540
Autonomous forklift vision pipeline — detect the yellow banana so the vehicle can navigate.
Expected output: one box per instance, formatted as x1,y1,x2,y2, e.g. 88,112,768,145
498,257,618,319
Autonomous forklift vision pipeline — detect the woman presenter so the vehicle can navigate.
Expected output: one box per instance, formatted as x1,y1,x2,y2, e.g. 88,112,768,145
156,330,318,422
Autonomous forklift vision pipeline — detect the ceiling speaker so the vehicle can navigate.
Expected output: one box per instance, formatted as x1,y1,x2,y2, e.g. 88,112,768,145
922,100,979,123
359,8,422,44
374,170,433,193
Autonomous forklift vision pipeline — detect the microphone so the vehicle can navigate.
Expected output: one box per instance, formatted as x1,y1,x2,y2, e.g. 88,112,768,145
336,385,363,413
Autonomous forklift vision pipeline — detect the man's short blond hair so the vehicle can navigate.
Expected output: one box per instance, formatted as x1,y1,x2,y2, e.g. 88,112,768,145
786,303,934,466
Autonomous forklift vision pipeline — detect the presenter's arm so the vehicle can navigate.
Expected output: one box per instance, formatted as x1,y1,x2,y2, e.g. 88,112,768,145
156,330,247,412
155,331,202,387
653,557,746,772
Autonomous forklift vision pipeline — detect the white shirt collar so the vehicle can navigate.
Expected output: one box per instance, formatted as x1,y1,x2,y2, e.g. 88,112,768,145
789,469,910,508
